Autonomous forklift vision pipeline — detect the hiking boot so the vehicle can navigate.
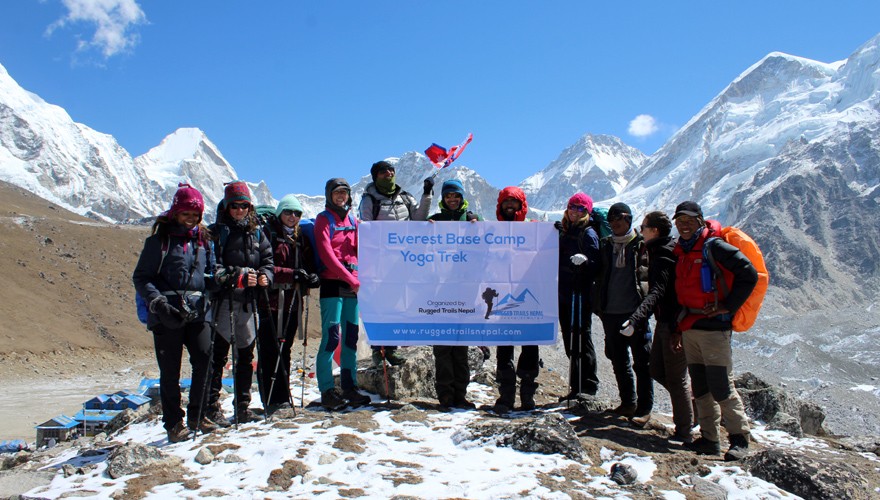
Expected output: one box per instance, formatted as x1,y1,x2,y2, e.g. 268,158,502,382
630,413,652,428
724,434,750,461
167,421,190,443
267,402,296,419
670,429,694,444
204,405,231,428
454,398,477,410
342,388,372,407
371,350,386,367
606,403,637,418
385,350,406,366
558,391,578,403
479,346,491,360
321,388,349,411
492,401,512,414
684,436,721,455
235,407,263,424
187,416,218,434
517,400,536,412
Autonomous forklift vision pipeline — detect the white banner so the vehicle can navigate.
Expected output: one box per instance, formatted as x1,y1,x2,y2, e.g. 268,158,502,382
359,221,558,346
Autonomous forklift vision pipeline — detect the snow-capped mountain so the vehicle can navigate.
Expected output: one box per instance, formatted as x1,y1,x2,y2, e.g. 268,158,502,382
134,128,275,222
617,33,880,307
520,134,646,211
0,62,272,222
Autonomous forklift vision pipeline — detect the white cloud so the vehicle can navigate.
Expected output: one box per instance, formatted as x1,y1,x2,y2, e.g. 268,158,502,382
46,0,147,59
627,114,659,138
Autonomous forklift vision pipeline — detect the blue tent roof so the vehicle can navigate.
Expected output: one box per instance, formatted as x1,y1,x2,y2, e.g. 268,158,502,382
35,415,80,430
73,409,122,423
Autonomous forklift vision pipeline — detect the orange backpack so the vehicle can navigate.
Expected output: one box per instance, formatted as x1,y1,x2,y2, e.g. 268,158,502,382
704,227,769,332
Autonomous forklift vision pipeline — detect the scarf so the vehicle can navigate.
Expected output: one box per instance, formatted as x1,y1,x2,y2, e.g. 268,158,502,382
611,229,636,268
375,177,396,195
678,227,704,254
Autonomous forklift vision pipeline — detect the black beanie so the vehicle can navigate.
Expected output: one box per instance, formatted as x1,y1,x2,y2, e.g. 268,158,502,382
370,160,395,181
608,202,632,219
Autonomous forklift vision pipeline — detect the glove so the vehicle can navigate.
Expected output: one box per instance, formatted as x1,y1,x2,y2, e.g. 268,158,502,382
620,320,634,337
215,266,239,288
423,176,434,196
306,273,321,288
292,268,310,284
554,220,563,231
570,253,588,266
150,295,184,328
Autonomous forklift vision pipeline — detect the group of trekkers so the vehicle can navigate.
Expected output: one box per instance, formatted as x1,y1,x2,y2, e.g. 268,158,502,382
132,159,759,462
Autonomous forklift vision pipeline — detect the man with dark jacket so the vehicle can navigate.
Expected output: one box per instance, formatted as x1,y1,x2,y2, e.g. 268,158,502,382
428,179,482,409
360,160,433,367
672,201,758,461
596,202,653,421
492,186,540,413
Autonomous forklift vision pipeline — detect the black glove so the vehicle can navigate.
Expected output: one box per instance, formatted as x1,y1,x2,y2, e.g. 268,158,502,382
554,220,563,231
215,266,241,288
293,268,311,284
306,272,320,289
423,176,434,196
150,295,184,328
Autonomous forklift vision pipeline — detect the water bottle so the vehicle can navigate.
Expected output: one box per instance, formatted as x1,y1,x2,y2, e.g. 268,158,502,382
700,260,714,293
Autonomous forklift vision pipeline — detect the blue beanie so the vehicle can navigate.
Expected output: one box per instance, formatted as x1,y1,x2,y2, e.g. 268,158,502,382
275,194,304,217
441,179,465,197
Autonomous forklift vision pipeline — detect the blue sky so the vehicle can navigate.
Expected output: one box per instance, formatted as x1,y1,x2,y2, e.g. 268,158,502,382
1,1,879,198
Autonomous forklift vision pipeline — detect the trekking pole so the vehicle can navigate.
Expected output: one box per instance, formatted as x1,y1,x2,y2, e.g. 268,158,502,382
568,293,576,410
228,291,240,430
193,292,225,441
300,293,309,408
576,291,583,397
381,346,391,404
265,286,296,419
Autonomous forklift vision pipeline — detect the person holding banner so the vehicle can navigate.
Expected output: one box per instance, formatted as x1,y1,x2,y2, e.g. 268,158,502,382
359,160,434,367
428,179,483,409
555,193,601,401
315,178,371,410
256,195,320,416
595,202,653,422
492,186,541,413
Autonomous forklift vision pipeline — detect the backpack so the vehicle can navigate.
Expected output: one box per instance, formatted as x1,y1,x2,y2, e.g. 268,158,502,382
299,211,358,273
703,226,769,332
134,238,171,324
589,207,612,239
363,192,414,220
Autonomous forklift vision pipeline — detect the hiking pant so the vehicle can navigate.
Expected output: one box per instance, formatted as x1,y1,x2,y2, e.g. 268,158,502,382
601,312,653,415
683,328,750,442
650,321,693,435
318,280,359,393
433,345,470,405
495,345,540,406
256,298,300,408
152,321,212,431
559,288,599,395
208,298,257,412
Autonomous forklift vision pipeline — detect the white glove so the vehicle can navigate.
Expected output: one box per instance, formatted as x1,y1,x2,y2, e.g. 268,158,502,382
570,253,588,266
620,320,634,337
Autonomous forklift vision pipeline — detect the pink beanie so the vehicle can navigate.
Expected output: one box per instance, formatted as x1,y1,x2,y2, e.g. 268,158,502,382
169,183,205,217
567,192,593,213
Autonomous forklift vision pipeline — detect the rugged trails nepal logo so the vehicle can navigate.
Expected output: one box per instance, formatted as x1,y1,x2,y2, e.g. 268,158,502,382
483,287,543,320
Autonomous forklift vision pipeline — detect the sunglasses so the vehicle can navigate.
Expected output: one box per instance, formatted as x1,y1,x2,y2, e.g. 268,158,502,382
281,210,302,217
377,166,395,174
608,214,629,222
229,202,251,210
640,225,654,231
567,204,588,213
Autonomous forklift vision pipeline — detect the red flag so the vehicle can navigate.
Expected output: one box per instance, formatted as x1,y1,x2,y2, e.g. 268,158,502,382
424,133,473,169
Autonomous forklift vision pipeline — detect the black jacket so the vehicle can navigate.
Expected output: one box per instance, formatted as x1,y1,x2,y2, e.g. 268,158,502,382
628,235,679,326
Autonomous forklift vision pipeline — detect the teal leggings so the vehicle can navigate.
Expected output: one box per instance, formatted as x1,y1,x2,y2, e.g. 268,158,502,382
317,296,360,392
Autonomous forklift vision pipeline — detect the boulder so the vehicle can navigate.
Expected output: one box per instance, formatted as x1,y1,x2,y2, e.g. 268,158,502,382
744,448,869,499
735,372,827,436
452,412,590,463
348,346,487,399
105,442,182,479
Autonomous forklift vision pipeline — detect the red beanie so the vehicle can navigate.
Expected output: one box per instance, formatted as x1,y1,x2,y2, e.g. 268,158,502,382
224,180,252,206
168,183,205,217
567,192,593,213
